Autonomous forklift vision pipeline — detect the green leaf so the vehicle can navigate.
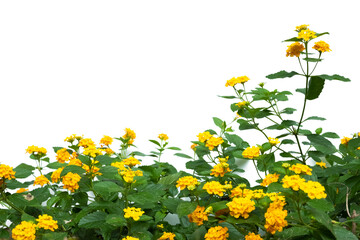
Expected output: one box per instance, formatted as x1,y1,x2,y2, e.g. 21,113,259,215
78,154,92,166
210,200,228,212
281,107,297,114
307,76,325,100
46,162,67,169
296,88,306,95
42,232,68,240
237,119,258,130
333,225,358,240
0,229,9,239
322,132,340,139
303,57,323,62
224,133,244,147
60,165,86,177
105,214,126,227
317,74,351,82
175,153,193,159
149,139,161,147
307,134,337,154
266,70,299,79
276,226,311,239
217,95,237,99
53,146,64,153
167,146,181,151
158,172,183,185
281,139,295,145
307,199,335,212
79,211,107,228
176,201,197,217
213,117,224,129
93,181,123,196
13,163,35,178
305,116,326,121
316,32,330,38
128,191,162,209
282,37,303,42
309,207,334,234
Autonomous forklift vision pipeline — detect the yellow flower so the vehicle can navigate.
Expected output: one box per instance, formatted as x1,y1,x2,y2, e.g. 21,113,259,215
158,133,169,141
62,172,81,192
122,237,139,240
123,128,136,144
225,76,250,87
297,29,317,41
230,186,253,199
176,176,200,191
206,136,224,151
203,181,226,196
12,221,36,240
245,232,263,240
82,161,102,177
227,197,255,219
236,101,248,108
264,205,288,234
33,175,50,187
102,148,115,155
157,224,164,229
51,167,64,183
25,145,47,156
316,161,327,169
289,163,312,175
242,146,260,159
281,175,306,191
313,40,331,53
268,137,280,146
191,143,198,151
64,134,83,143
68,154,82,167
188,205,209,226
210,163,231,177
341,136,352,145
100,135,113,146
56,148,70,163
36,214,58,231
197,131,213,143
252,189,265,199
0,164,16,180
122,156,141,167
261,173,280,187
16,188,29,193
295,24,309,31
123,207,144,221
83,145,103,158
78,138,96,148
120,168,143,183
282,163,290,168
158,232,176,240
205,226,229,240
111,161,127,172
286,42,305,57
300,180,327,199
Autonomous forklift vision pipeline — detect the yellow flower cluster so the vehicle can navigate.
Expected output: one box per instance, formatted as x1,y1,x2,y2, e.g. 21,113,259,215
341,136,352,145
64,134,83,143
100,135,113,146
111,158,142,183
203,181,226,196
227,197,255,219
176,176,200,191
204,226,229,240
289,163,312,175
236,101,248,108
264,202,288,234
123,128,136,145
230,186,253,198
33,175,50,187
158,133,169,141
62,172,81,192
56,148,70,163
225,76,250,87
0,164,16,180
122,237,139,240
245,232,263,240
210,163,231,177
281,175,306,191
123,207,144,221
206,136,224,151
286,42,305,57
51,167,64,183
242,146,260,159
313,40,331,53
122,156,141,167
83,145,103,158
297,29,317,41
268,137,280,146
111,161,127,171
158,232,176,240
295,24,309,31
12,221,36,240
282,175,327,199
188,205,209,226
36,214,58,231
25,145,47,155
78,138,96,148
197,131,213,142
260,173,280,187
120,168,143,183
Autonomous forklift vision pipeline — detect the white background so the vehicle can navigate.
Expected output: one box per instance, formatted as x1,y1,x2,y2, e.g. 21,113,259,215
1,1,359,183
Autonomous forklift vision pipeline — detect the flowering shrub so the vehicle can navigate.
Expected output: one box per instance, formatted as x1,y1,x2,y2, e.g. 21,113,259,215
1,25,360,240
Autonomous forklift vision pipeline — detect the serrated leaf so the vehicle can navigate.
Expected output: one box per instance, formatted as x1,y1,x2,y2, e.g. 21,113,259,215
266,70,299,79
276,226,311,239
176,201,197,217
13,164,35,178
307,76,325,100
333,225,358,240
307,199,335,212
317,74,351,82
79,211,107,228
309,207,334,234
93,181,123,196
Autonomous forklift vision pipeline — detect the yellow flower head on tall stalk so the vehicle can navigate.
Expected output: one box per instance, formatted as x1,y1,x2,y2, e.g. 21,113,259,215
268,137,280,146
188,205,209,226
62,172,81,192
12,221,37,240
313,40,331,53
261,173,280,187
158,232,176,240
33,175,50,187
120,168,143,183
78,138,96,148
197,131,213,143
64,134,83,143
264,205,288,234
122,156,141,167
289,163,312,175
83,145,103,158
36,214,58,231
204,226,229,240
123,207,144,221
111,161,127,172
230,186,253,198
286,42,305,57
242,146,260,159
226,197,256,219
245,232,263,240
56,148,70,163
203,181,226,196
176,176,200,190
51,167,64,183
225,76,250,87
297,29,317,42
158,133,169,141
300,180,327,199
295,24,309,32
25,145,47,156
0,164,16,180
123,128,136,144
100,135,113,146
281,174,306,191
205,136,224,151
210,163,231,177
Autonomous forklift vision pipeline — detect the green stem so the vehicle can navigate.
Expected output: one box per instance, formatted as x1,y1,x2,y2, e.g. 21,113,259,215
252,159,262,180
1,192,25,214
